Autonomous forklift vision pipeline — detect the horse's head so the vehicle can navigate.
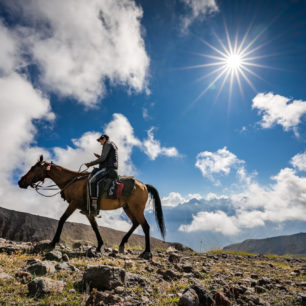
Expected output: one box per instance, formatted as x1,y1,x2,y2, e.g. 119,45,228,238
18,155,51,189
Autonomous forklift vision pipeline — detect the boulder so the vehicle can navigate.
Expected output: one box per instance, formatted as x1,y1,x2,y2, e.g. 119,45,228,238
45,250,62,261
28,277,64,296
25,260,55,276
179,288,200,306
83,265,125,290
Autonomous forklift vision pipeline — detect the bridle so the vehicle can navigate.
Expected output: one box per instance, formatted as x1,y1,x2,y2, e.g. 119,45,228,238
32,163,89,198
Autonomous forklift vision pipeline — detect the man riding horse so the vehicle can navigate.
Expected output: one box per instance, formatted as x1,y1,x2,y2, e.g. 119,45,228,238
82,134,118,216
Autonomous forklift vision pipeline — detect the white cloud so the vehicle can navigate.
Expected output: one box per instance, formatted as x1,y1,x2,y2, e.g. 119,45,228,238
180,165,306,236
291,151,306,171
181,0,218,30
195,146,245,183
162,192,203,207
0,20,22,75
179,210,239,235
3,0,150,107
252,92,306,136
143,128,179,160
205,192,229,201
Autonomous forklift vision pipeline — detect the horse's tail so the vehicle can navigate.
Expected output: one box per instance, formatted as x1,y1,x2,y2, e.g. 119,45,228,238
146,184,166,240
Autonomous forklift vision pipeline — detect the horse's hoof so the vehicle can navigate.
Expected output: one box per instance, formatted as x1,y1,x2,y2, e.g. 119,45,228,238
139,251,152,260
119,245,125,254
86,247,102,258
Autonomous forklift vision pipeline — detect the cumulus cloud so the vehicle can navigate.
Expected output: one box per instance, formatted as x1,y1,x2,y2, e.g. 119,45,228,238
195,146,246,184
162,192,203,207
179,164,306,236
3,0,150,107
291,151,306,172
142,128,180,160
181,0,219,30
252,92,306,136
179,210,240,235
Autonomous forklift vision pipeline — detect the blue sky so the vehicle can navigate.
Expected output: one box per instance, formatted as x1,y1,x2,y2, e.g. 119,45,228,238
0,0,305,251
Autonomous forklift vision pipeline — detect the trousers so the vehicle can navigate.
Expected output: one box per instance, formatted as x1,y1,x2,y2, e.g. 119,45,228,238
88,168,118,199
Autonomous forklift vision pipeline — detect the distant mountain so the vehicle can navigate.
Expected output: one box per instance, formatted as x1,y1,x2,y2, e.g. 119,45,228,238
0,206,188,250
223,233,306,255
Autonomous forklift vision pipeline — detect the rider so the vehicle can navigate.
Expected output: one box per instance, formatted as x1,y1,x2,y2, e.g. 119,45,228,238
81,134,118,216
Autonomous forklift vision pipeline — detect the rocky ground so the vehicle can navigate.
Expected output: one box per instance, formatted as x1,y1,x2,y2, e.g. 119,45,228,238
0,238,305,305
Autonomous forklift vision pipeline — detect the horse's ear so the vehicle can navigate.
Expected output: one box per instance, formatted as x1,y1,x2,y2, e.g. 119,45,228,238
39,155,43,163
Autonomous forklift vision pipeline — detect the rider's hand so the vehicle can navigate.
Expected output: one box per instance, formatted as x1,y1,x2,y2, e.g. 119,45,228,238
85,163,91,168
94,153,100,158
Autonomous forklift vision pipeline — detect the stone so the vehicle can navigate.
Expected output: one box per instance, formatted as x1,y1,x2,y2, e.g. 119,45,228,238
179,288,200,306
157,268,180,281
86,247,101,258
258,277,271,286
15,271,32,283
83,265,125,290
62,253,69,262
255,286,266,293
45,250,62,261
115,286,125,294
0,272,13,281
126,272,147,286
169,253,181,264
124,260,134,269
25,260,55,276
213,291,231,306
28,277,64,296
182,262,193,273
55,262,78,272
191,284,214,305
86,289,123,305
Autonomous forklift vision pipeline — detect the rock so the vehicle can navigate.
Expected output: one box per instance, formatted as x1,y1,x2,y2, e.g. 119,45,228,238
83,265,125,290
0,272,13,281
213,291,231,306
258,277,271,286
86,247,101,258
45,250,62,261
182,262,193,273
179,288,200,306
169,253,181,264
166,246,177,253
235,272,243,277
25,260,55,276
157,268,180,281
55,262,78,272
62,253,69,262
15,271,32,283
115,286,125,294
86,289,123,305
126,272,147,286
255,286,266,293
28,277,64,296
124,260,134,269
191,284,214,305
251,274,259,279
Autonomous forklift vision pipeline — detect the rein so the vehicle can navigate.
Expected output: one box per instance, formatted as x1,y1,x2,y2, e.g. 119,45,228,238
34,164,88,198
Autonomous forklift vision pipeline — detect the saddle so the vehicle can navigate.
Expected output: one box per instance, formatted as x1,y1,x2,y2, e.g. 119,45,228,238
97,176,135,200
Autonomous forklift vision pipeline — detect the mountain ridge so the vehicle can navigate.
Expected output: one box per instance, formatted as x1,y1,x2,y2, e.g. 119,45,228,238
0,206,188,251
223,232,306,255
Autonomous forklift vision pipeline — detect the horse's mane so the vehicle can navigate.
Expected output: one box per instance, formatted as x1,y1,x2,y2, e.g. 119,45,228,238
52,164,89,176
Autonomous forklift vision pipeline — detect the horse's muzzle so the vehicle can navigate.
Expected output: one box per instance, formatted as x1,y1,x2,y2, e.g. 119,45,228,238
18,178,28,189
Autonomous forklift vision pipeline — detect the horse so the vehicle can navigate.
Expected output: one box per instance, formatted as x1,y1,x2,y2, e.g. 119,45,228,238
18,155,165,259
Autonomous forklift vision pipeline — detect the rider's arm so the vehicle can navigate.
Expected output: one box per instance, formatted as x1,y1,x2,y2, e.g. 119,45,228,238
87,142,111,167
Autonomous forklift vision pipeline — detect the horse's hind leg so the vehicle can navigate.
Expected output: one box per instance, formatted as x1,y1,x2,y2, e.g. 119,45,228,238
86,215,104,252
140,219,152,259
50,204,76,248
119,205,139,253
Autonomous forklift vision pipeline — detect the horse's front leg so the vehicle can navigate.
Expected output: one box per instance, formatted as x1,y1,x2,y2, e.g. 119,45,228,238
86,215,103,252
50,204,76,248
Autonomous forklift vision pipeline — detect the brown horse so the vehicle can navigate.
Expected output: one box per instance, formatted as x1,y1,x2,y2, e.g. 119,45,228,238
18,155,165,259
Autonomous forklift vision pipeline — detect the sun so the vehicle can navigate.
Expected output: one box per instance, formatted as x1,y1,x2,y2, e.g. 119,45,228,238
184,24,270,104
226,53,242,70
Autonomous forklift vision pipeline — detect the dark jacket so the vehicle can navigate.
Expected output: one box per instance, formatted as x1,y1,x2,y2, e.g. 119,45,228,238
88,140,118,170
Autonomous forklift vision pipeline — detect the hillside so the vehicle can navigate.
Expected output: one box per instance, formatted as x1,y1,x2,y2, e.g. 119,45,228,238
0,206,187,251
0,238,305,305
223,233,306,255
